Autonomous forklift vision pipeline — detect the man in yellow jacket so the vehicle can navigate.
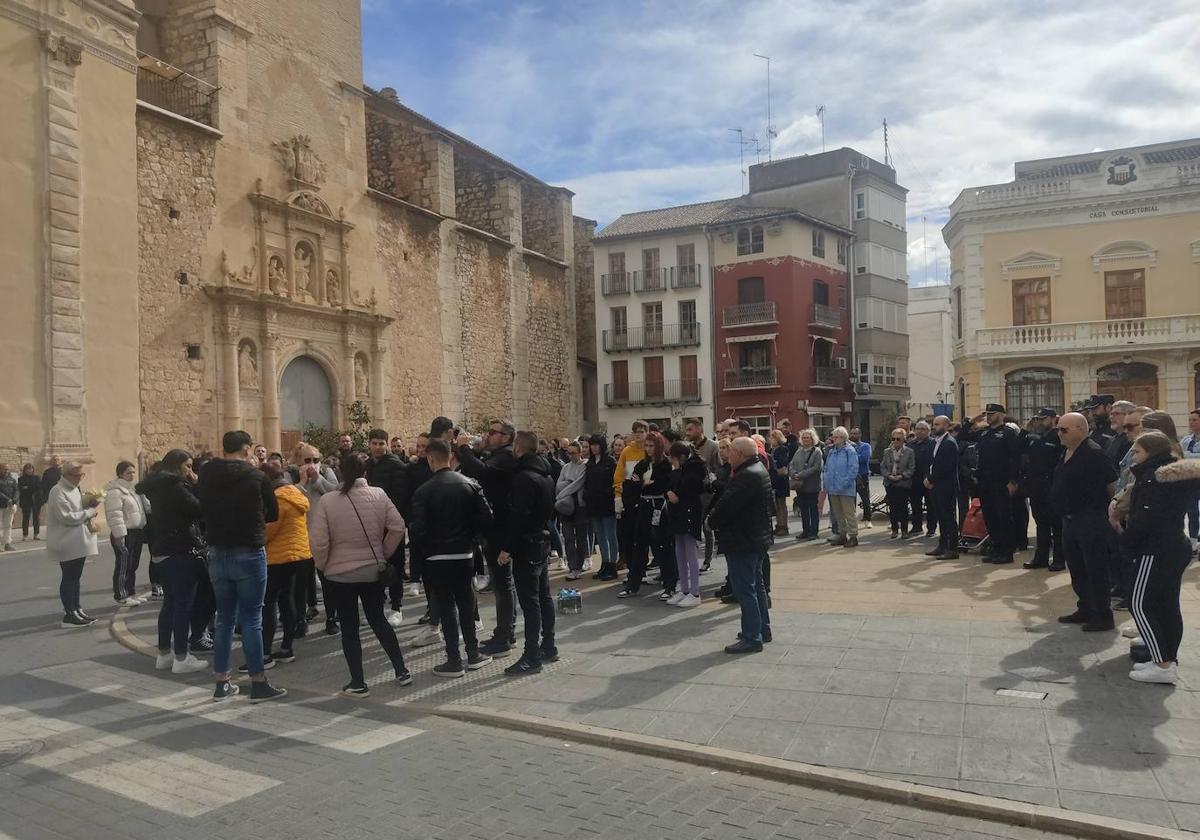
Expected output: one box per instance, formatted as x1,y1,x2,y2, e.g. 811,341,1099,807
260,462,310,669
613,421,648,575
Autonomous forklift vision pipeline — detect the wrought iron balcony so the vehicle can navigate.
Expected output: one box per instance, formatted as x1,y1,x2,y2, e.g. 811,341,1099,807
602,322,701,353
671,264,702,289
812,365,845,389
722,300,778,327
601,272,631,295
723,366,778,390
810,303,841,328
136,53,216,127
604,379,703,406
633,268,668,293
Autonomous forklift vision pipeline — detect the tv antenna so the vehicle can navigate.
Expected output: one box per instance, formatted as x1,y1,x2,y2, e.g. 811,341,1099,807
753,53,777,160
728,128,757,193
816,105,826,152
882,118,891,167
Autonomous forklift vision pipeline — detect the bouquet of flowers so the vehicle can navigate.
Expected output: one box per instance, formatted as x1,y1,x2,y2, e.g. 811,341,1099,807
82,488,104,532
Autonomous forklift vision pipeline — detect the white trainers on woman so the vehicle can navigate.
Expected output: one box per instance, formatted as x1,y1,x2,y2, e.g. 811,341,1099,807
1128,663,1178,684
171,655,208,674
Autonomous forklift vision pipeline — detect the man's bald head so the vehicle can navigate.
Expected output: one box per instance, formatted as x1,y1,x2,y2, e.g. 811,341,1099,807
727,436,758,468
1058,412,1089,449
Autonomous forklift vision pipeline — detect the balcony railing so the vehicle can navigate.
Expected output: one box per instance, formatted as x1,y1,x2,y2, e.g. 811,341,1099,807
605,379,703,406
671,264,702,289
722,301,778,327
602,322,701,353
812,365,845,388
723,366,778,390
633,268,668,293
601,272,631,295
975,315,1200,356
810,303,841,328
136,53,216,127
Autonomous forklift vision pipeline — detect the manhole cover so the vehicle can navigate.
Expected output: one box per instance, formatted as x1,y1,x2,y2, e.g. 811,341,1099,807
0,740,44,767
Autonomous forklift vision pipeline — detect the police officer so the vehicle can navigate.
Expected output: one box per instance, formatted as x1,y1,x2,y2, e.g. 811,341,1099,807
964,404,1021,564
1082,394,1116,447
1022,408,1064,571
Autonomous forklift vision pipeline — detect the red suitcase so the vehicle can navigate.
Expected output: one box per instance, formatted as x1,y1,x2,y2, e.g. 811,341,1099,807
959,498,990,552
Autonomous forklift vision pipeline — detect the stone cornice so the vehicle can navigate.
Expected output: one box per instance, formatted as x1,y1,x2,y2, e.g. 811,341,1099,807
203,285,394,329
0,0,136,71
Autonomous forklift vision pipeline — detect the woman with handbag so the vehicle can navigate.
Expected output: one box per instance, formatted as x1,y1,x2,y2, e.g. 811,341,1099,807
618,431,676,601
554,441,589,582
136,450,208,674
311,452,412,696
46,462,102,628
789,430,824,541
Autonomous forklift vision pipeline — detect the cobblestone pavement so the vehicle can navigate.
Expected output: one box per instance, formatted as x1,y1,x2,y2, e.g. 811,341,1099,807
0,545,1092,840
110,506,1200,834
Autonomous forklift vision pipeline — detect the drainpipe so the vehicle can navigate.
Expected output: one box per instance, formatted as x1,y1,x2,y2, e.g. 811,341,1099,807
703,224,718,426
846,163,859,428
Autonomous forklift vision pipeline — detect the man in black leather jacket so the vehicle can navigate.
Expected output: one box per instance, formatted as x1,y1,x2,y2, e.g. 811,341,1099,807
497,430,557,676
410,438,494,677
707,437,773,654
366,428,412,616
457,419,519,656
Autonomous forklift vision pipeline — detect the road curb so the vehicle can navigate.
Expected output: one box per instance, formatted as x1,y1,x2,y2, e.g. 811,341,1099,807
107,612,1195,840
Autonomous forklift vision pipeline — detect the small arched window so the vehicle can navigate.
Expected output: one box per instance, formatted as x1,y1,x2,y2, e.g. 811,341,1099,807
736,227,751,256
736,226,764,256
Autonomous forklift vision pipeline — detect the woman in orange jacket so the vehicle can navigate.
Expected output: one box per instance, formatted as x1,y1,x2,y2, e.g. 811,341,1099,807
258,461,310,669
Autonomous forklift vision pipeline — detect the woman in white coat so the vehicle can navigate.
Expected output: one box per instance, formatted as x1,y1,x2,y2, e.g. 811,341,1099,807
104,460,150,606
47,462,102,627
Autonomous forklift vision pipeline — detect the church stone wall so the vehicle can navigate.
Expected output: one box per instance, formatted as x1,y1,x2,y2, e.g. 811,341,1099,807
454,155,502,238
525,259,574,435
573,216,597,365
136,110,219,458
455,232,515,431
521,184,565,259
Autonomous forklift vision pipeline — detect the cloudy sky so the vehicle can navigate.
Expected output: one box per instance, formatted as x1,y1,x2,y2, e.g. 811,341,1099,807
361,0,1200,285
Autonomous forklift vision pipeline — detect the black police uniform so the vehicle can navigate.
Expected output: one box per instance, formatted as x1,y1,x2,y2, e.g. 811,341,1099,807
1023,427,1064,569
965,409,1021,563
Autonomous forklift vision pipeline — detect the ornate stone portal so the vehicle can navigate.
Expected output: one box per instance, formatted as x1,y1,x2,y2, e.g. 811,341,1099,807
207,139,392,451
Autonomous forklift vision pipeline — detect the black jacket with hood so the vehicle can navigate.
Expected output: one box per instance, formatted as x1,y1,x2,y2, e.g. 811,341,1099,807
707,459,773,555
196,458,278,548
365,452,413,519
1121,454,1200,558
457,444,516,538
667,453,707,539
501,453,554,555
136,470,205,557
583,452,617,517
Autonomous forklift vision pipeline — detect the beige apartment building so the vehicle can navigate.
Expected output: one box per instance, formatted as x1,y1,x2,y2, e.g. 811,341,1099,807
943,138,1200,422
1,0,595,477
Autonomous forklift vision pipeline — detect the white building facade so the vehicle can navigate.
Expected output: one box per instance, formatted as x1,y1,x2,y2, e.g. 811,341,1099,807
593,221,716,434
906,284,955,415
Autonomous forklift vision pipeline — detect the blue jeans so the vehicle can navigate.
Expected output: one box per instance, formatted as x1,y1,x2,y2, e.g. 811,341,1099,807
547,518,564,556
727,550,769,642
208,546,268,675
156,553,200,657
593,516,619,569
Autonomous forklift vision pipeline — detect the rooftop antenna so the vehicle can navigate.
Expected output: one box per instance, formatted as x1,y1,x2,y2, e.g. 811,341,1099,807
728,127,747,193
883,118,891,167
753,53,777,160
816,105,826,152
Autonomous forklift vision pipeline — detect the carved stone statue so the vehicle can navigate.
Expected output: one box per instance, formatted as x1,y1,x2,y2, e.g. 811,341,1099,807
268,255,285,295
354,355,369,397
273,136,327,187
326,269,340,305
238,341,259,389
294,244,314,298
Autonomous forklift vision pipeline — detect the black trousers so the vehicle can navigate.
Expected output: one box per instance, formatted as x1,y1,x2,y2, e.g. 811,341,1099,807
386,540,406,609
1028,486,1062,567
111,528,144,600
885,485,910,533
485,538,518,644
856,476,871,520
978,482,1014,555
424,558,479,664
317,569,337,624
326,579,407,686
21,503,41,538
654,526,678,592
262,562,298,654
909,483,931,532
293,557,318,612
512,540,555,661
1129,540,1191,663
190,561,215,641
1062,511,1113,625
796,491,820,537
931,484,959,552
1011,494,1030,549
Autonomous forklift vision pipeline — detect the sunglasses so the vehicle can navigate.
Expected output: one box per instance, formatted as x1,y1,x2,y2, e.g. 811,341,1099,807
303,457,320,464
488,429,504,436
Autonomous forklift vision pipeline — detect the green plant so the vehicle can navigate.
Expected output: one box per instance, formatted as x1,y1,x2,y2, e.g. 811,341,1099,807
302,401,374,457
302,423,340,457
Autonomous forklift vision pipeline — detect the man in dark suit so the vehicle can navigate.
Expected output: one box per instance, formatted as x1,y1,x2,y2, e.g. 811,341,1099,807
923,415,960,559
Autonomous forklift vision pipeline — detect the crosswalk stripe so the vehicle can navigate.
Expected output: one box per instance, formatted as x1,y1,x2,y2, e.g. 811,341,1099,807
30,661,423,754
1,704,278,817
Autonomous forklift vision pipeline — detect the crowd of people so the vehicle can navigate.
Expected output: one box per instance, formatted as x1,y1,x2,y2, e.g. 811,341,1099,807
21,393,1200,699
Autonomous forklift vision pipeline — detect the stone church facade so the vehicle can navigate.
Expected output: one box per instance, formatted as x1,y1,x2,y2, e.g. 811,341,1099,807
1,0,595,473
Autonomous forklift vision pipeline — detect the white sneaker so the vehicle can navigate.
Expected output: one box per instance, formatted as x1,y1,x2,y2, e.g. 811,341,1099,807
171,655,208,674
1121,622,1139,638
118,597,141,607
556,557,568,571
155,652,173,671
386,609,404,628
411,627,441,648
472,575,490,592
666,591,686,606
1129,663,1178,684
1133,660,1157,670
582,558,592,571
675,593,701,608
407,583,422,597
1130,637,1143,647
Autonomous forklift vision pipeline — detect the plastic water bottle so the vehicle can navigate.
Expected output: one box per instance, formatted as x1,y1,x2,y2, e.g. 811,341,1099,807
557,588,583,615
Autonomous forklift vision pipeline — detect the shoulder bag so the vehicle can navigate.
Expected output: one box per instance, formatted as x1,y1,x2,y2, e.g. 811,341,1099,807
346,492,399,587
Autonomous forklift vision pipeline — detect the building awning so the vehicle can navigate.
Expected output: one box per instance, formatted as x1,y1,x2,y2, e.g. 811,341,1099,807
726,332,777,344
810,335,838,345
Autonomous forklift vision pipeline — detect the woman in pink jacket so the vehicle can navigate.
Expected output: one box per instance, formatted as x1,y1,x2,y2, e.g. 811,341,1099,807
311,453,411,695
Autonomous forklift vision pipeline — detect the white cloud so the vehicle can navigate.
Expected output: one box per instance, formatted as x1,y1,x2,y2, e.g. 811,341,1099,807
363,0,1200,282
